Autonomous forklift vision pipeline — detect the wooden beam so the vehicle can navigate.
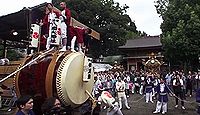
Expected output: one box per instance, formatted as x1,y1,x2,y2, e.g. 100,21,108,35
52,7,100,40
70,18,100,40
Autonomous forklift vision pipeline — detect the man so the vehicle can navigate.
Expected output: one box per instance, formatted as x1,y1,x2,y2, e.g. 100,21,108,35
41,97,63,115
98,90,123,115
153,79,170,114
165,72,172,88
139,74,145,95
196,87,200,114
73,27,92,53
41,3,60,50
173,74,185,110
115,77,130,110
186,71,193,97
145,75,154,103
59,2,71,51
16,95,35,115
196,71,200,89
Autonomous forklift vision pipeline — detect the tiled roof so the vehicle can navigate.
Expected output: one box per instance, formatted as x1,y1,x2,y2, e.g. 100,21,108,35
119,36,162,49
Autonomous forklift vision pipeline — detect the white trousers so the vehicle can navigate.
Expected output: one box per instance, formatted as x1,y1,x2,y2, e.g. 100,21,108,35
118,92,130,109
155,101,167,113
107,106,123,115
131,84,135,94
139,85,144,95
0,96,1,108
145,92,153,103
71,36,77,50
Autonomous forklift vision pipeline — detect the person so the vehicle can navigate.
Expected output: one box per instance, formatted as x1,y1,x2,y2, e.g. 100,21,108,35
186,71,193,97
0,58,9,65
98,89,123,115
196,87,200,115
145,75,154,103
124,78,130,97
41,3,60,50
134,75,140,94
152,76,160,99
165,72,172,90
72,27,92,53
0,85,3,108
41,97,62,115
15,95,35,115
139,74,145,95
115,76,130,110
59,1,71,51
153,79,170,114
173,74,185,110
7,87,17,112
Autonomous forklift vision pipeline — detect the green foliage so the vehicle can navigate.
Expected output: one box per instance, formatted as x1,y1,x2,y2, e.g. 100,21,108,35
52,0,138,57
155,0,200,71
0,45,24,61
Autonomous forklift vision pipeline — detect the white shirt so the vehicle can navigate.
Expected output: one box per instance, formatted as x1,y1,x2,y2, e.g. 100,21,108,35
98,91,115,107
116,81,125,92
160,83,165,92
173,79,183,86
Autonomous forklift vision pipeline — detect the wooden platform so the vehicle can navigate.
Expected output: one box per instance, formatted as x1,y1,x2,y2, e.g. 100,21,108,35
0,60,23,87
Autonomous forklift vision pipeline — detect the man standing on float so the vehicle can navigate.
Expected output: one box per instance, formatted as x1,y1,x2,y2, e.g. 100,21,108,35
59,2,71,51
41,3,60,50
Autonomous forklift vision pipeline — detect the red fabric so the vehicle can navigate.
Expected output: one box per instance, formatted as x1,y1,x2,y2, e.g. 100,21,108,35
64,8,71,26
39,35,47,50
68,26,76,39
74,28,85,43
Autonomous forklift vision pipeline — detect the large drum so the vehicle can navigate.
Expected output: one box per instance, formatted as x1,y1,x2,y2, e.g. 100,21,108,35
14,50,94,113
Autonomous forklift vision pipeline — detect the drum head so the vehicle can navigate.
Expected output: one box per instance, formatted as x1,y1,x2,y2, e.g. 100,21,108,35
56,52,94,107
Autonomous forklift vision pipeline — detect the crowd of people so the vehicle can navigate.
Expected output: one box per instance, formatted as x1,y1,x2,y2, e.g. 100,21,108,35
92,69,200,114
5,69,198,115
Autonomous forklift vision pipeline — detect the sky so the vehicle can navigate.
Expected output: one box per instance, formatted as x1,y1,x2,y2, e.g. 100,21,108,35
0,0,162,36
114,0,163,35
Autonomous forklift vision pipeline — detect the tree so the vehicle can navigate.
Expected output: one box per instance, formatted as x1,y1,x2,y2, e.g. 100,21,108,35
155,0,200,71
0,45,24,61
52,0,139,58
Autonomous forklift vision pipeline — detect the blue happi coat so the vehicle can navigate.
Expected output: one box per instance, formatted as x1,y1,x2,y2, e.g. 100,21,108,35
156,83,169,102
145,77,153,93
196,88,200,114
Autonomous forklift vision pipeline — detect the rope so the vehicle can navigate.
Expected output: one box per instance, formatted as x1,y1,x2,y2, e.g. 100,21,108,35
130,84,196,104
129,88,153,103
164,83,197,104
132,95,145,103
0,48,54,83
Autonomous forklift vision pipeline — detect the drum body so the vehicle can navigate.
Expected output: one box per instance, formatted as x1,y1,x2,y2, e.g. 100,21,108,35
14,50,94,113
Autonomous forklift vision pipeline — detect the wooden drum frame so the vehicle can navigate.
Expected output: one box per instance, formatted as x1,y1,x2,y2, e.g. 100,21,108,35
14,50,94,111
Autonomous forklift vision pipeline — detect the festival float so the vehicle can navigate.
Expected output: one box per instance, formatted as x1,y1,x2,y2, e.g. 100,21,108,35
0,2,100,114
142,52,163,76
